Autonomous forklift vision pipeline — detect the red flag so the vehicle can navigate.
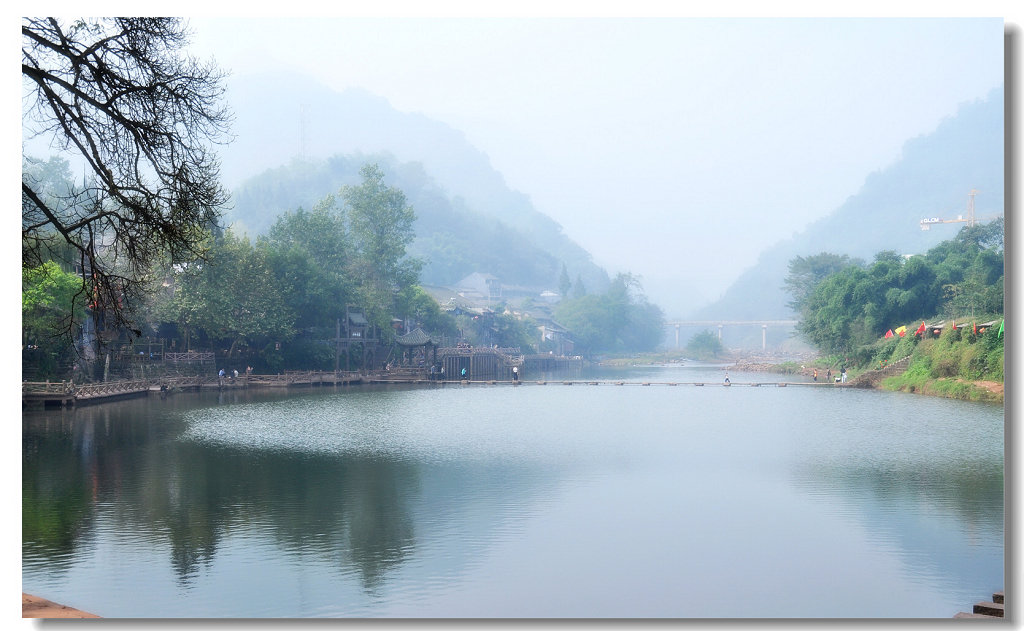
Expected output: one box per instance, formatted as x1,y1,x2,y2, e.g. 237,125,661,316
915,321,926,336
973,322,977,335
884,329,894,339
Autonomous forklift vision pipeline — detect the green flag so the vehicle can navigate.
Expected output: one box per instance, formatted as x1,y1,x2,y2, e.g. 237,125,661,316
998,319,1004,338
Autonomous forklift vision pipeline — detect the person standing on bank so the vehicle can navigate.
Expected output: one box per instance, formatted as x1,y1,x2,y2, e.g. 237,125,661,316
512,366,519,382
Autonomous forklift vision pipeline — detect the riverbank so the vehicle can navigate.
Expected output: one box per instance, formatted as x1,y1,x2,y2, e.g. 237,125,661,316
883,374,1004,404
727,357,1003,404
23,593,99,618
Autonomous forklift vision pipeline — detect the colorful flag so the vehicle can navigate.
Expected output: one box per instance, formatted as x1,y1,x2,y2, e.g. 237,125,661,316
884,329,894,339
915,321,927,336
998,319,1004,338
895,325,907,337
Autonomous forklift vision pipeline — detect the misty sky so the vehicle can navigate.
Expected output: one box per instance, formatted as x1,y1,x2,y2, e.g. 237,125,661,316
185,15,1005,317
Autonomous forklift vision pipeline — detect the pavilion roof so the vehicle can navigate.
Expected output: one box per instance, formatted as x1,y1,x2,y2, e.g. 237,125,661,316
395,327,437,347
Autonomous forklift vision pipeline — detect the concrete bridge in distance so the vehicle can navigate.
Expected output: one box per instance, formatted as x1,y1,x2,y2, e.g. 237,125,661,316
665,320,799,350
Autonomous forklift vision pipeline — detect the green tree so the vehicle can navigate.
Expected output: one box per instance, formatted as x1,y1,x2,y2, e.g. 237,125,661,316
558,263,572,298
573,274,587,298
23,261,88,346
259,198,353,332
783,252,862,313
172,231,295,357
458,309,537,351
686,330,724,360
553,273,663,355
341,163,422,330
395,286,457,339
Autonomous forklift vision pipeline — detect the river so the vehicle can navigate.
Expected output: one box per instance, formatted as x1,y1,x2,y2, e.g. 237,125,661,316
22,363,1003,618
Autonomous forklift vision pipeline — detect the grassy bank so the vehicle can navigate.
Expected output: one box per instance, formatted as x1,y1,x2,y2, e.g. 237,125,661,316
877,322,1003,403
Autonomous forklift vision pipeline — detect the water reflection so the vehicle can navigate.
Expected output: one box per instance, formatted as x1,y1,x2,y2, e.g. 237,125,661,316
22,374,1004,617
23,392,557,597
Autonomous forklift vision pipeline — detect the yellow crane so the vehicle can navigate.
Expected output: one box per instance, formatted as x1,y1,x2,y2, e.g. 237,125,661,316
919,189,980,230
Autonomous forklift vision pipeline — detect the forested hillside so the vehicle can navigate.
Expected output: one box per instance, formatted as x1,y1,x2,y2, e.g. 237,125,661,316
696,86,1003,320
229,153,580,289
221,72,610,294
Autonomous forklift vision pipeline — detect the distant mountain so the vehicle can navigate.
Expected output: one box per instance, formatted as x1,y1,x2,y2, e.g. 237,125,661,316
219,71,610,294
695,86,1004,321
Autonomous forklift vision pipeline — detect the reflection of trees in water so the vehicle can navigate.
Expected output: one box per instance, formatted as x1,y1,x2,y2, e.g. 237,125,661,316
24,394,561,596
791,461,1003,587
338,459,417,591
121,442,422,589
23,417,94,577
23,400,180,576
793,462,1003,533
23,403,422,590
216,451,421,592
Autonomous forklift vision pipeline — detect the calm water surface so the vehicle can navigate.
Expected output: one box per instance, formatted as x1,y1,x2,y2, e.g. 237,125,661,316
22,364,1003,617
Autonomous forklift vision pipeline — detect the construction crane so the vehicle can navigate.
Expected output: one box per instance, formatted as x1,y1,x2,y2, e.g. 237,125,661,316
919,189,979,230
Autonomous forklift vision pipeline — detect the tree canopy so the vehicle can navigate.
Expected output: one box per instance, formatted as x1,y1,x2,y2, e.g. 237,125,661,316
790,221,1003,353
553,273,664,355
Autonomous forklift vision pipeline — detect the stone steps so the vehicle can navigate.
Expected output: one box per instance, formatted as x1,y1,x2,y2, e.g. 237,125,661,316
955,591,1004,619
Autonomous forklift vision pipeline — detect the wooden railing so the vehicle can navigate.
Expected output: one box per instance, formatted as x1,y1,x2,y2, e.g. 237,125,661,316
165,351,214,363
24,370,371,407
22,381,75,394
74,380,151,398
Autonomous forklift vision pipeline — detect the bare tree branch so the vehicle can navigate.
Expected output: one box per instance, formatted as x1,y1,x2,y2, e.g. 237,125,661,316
22,17,233,344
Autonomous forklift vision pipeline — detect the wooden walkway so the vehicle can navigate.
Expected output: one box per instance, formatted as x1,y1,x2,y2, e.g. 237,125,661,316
22,371,368,408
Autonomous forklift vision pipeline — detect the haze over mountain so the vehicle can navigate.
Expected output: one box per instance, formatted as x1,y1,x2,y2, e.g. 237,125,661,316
694,86,1004,321
221,72,610,294
216,72,1004,330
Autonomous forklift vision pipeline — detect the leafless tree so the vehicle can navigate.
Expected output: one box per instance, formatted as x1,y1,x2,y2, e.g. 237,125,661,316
22,17,232,337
